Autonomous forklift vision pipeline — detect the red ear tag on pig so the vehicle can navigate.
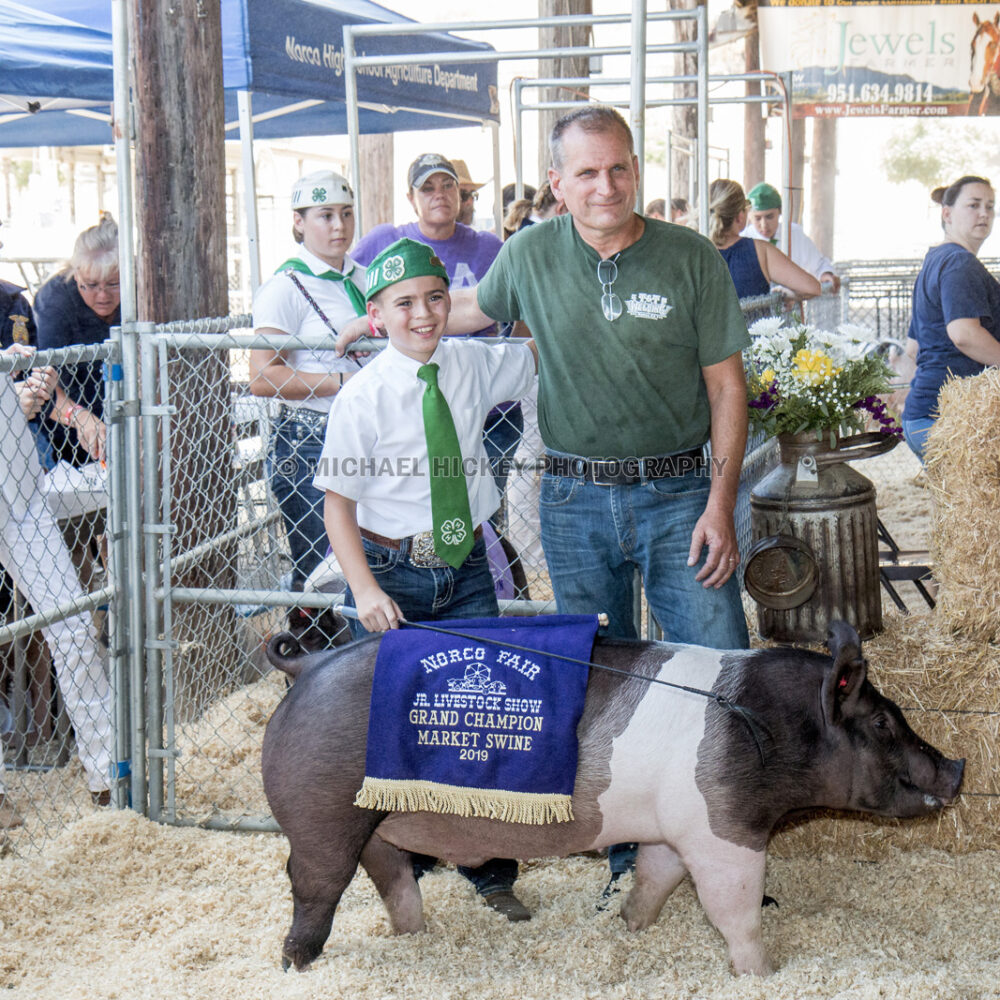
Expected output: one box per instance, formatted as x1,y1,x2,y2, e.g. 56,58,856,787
839,676,848,689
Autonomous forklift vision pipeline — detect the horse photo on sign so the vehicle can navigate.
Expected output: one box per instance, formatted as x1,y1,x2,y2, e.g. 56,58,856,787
968,11,1000,115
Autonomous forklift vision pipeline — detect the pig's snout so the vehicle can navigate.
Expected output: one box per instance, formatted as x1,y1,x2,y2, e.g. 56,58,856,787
938,756,965,805
918,756,965,810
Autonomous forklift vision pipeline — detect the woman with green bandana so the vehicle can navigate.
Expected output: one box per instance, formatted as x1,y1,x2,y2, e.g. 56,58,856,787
250,170,369,590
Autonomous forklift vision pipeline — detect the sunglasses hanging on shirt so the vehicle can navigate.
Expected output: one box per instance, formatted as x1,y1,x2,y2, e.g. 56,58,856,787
597,254,623,322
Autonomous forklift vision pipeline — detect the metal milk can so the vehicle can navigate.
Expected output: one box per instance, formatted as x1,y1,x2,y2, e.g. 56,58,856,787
744,431,897,643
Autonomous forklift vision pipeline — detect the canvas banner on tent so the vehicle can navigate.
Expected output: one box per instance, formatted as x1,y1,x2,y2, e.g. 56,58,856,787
758,0,1000,118
0,0,498,147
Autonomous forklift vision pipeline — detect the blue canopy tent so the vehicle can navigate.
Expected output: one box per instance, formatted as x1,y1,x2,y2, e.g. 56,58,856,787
0,0,499,146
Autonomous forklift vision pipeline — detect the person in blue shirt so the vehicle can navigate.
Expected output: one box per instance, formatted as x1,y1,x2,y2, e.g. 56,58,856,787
708,179,819,302
903,176,1000,461
32,215,120,469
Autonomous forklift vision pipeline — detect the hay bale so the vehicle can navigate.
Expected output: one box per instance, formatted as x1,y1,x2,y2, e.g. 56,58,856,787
771,612,1000,859
924,368,1000,640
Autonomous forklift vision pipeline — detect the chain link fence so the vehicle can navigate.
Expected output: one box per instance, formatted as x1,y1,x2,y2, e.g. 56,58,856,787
0,340,124,852
3,292,795,849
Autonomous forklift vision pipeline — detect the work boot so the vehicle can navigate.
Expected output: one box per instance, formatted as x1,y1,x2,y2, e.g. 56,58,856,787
482,889,531,922
0,793,24,829
91,789,111,807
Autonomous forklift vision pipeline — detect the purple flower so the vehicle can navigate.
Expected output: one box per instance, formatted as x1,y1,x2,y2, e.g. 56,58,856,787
750,379,780,410
853,396,903,437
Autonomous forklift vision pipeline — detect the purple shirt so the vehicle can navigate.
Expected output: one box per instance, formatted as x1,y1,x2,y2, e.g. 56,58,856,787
353,221,503,337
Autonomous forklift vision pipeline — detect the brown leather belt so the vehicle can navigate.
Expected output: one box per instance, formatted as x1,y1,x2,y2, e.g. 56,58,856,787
543,447,706,486
360,525,483,568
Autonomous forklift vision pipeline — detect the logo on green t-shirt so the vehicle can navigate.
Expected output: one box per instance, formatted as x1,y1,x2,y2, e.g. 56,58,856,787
624,292,673,320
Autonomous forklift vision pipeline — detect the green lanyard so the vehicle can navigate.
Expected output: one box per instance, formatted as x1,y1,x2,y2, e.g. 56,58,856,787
276,257,366,317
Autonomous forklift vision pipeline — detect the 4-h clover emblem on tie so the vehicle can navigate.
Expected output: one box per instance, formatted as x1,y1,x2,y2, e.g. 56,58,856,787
440,518,468,546
311,187,327,203
382,255,405,282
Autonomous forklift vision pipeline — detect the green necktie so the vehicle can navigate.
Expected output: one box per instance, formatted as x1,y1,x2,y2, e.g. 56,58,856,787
276,257,367,316
416,363,475,569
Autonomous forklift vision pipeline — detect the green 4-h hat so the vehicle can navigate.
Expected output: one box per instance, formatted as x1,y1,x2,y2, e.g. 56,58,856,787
747,182,782,212
365,238,450,302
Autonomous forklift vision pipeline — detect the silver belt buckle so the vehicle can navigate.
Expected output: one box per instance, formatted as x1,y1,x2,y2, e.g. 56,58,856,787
409,531,448,568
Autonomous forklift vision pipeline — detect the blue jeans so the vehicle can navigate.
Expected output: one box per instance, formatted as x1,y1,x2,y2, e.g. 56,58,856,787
483,404,524,499
347,534,516,897
269,412,328,590
902,416,935,464
539,457,750,647
345,534,499,639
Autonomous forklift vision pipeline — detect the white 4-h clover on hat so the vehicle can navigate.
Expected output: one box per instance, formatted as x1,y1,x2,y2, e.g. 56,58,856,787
291,169,354,210
407,153,459,191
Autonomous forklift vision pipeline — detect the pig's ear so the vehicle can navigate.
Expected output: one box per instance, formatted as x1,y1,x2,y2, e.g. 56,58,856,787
823,621,868,721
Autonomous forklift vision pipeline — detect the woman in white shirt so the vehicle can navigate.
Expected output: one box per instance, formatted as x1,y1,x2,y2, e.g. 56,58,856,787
250,170,368,590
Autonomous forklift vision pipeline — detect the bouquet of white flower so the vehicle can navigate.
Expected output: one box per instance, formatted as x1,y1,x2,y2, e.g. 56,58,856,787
746,317,902,441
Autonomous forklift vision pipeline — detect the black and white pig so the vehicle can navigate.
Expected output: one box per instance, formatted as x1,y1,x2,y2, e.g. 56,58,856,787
261,620,963,976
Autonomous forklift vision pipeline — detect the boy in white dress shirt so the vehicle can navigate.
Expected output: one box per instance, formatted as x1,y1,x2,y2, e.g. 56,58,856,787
314,236,537,919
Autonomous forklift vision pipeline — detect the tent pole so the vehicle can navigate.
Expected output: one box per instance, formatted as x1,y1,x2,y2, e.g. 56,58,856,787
630,0,647,211
491,121,502,237
112,0,145,816
237,90,261,294
514,79,524,200
344,26,364,235
696,4,710,235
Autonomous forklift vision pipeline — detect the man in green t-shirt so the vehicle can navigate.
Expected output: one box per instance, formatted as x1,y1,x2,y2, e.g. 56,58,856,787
476,106,750,643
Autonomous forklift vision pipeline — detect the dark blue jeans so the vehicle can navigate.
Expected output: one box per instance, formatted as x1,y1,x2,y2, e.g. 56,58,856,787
539,456,749,646
269,411,328,590
346,533,517,898
483,404,524,500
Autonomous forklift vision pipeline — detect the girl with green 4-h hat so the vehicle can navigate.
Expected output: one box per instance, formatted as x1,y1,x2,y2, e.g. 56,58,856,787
249,168,371,594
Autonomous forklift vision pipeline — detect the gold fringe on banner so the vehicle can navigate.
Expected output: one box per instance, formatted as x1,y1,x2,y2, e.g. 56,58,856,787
354,777,574,825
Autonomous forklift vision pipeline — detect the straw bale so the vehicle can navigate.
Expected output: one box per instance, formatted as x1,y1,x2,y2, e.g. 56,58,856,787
924,368,1000,641
2,809,1000,999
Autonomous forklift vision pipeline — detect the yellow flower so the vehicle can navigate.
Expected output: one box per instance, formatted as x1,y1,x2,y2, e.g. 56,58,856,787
791,349,839,387
761,368,775,384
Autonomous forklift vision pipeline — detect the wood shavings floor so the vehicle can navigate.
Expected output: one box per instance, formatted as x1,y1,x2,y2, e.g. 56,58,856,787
3,811,999,1000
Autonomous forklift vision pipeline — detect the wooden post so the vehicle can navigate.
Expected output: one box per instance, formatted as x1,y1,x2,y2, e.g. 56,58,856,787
743,24,766,189
669,0,699,206
789,115,806,224
538,0,592,183
359,133,395,229
131,0,238,719
809,117,837,261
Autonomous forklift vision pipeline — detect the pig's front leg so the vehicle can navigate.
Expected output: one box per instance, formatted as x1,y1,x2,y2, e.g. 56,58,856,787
684,844,772,976
620,842,688,930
